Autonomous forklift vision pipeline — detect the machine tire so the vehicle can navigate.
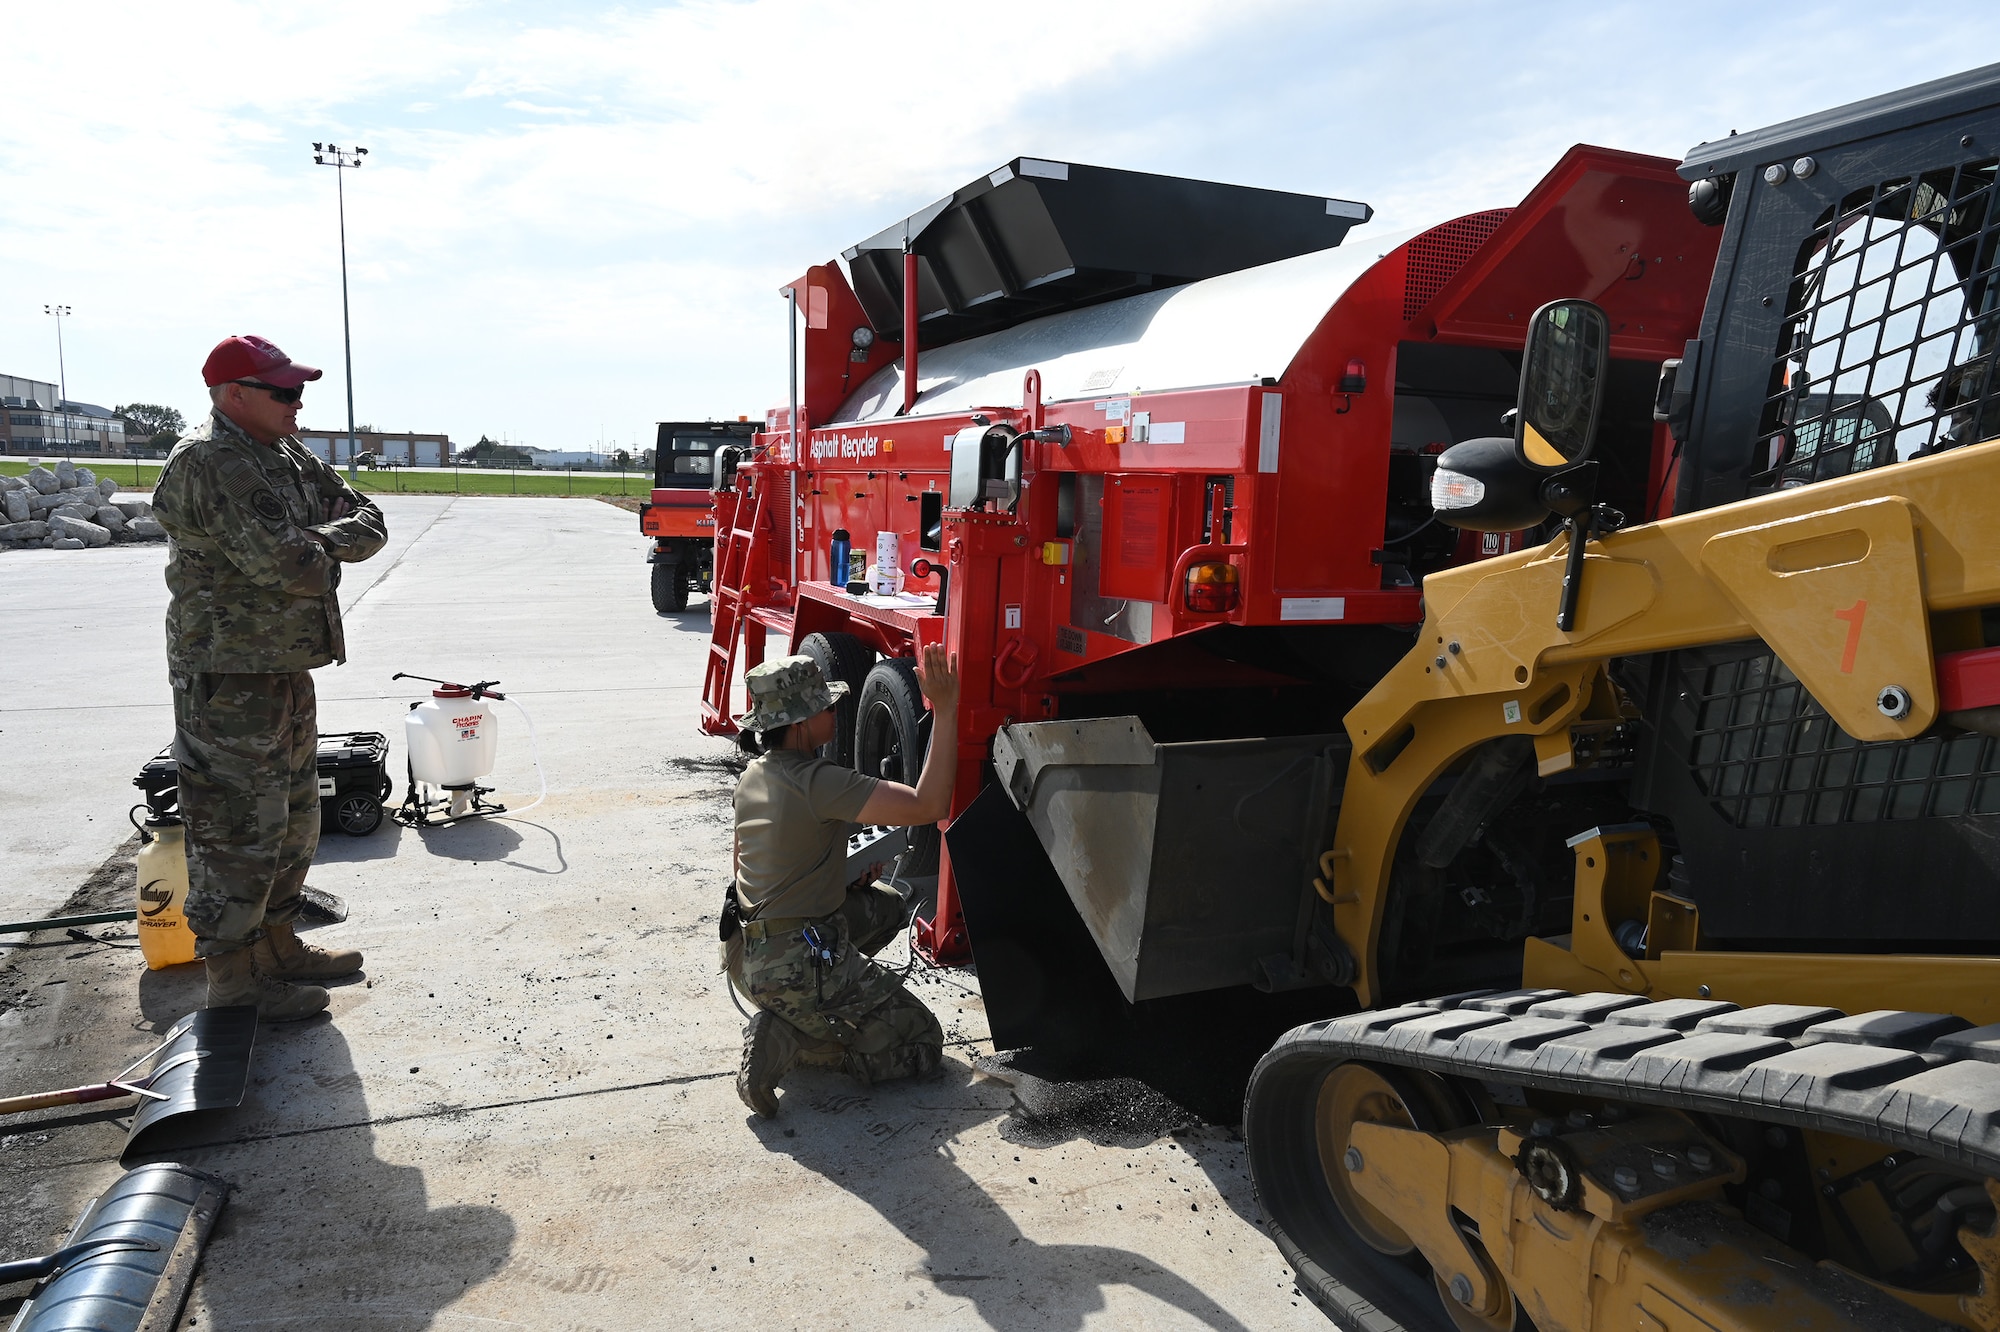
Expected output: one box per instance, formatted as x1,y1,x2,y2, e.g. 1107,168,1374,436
335,794,384,837
854,657,940,874
652,560,689,614
797,631,874,767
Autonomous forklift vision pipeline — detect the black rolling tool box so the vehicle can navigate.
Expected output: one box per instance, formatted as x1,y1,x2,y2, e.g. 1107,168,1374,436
133,732,394,837
314,732,394,835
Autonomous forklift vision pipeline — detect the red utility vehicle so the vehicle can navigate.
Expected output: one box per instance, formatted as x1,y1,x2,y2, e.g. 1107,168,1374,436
642,420,756,613
699,150,1717,1016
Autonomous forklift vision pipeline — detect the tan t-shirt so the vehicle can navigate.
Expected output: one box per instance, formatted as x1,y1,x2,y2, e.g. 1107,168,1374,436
734,749,878,921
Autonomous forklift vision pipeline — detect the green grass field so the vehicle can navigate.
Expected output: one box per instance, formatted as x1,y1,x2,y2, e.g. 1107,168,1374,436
336,467,651,497
1,458,651,498
3,458,163,488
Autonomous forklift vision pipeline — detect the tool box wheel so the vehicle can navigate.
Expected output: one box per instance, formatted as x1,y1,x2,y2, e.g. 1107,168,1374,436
334,794,384,837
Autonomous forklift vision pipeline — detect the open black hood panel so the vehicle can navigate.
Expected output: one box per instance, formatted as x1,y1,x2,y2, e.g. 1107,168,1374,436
843,157,1371,350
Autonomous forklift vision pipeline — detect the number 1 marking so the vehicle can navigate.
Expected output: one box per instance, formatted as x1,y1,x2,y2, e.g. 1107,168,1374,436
1835,599,1868,674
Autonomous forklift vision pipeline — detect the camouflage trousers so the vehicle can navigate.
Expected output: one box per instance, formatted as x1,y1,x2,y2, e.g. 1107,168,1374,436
734,881,944,1085
171,670,319,957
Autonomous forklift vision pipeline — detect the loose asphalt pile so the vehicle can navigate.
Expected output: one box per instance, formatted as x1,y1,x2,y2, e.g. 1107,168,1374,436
0,460,161,551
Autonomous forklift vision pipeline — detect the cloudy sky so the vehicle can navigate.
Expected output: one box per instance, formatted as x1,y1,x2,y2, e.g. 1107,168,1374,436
4,2,1997,454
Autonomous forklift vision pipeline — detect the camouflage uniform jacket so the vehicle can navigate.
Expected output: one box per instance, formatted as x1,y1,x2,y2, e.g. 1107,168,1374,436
154,410,387,674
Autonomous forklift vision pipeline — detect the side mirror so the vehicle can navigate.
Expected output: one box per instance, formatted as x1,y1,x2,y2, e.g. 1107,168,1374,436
712,444,748,493
1516,299,1608,471
948,423,1022,511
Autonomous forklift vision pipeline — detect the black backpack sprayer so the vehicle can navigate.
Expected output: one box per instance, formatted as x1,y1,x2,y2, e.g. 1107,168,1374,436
390,673,546,827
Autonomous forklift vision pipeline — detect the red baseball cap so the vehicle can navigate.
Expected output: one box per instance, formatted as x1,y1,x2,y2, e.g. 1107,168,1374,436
201,335,324,389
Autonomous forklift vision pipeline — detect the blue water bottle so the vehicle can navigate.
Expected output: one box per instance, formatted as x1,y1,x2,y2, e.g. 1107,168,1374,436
829,529,851,588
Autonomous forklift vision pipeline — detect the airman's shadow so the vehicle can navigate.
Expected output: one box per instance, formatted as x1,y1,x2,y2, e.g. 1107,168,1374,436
127,1018,515,1330
136,958,208,1031
754,1062,1253,1331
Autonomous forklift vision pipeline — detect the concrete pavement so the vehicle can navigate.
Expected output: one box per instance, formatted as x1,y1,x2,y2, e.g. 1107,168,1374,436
0,495,1324,1330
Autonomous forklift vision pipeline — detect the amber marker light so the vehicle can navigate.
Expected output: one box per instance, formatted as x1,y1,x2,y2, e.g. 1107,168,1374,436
1184,561,1240,613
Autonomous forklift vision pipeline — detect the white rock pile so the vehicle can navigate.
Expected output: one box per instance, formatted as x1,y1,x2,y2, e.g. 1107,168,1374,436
0,460,164,551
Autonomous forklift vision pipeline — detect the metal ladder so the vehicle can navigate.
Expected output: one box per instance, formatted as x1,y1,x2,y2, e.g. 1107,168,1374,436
698,470,772,736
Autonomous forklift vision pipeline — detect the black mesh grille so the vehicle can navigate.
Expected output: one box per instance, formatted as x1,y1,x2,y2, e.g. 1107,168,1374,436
1754,157,2000,489
1403,210,1511,322
1678,649,2000,827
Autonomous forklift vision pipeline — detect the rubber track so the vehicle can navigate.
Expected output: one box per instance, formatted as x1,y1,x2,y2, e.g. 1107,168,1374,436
1262,988,2000,1177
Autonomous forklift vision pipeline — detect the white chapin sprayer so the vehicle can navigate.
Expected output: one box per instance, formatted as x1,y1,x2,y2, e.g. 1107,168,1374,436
390,673,546,826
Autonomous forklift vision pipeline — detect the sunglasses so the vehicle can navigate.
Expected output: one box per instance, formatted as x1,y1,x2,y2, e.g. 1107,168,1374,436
232,380,305,405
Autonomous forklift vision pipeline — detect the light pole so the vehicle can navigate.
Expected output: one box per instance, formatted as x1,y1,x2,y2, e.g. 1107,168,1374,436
312,142,367,480
43,304,71,457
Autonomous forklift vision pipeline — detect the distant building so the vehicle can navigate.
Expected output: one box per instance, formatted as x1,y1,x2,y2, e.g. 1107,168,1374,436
1,374,129,455
0,373,56,402
526,449,642,470
295,429,454,467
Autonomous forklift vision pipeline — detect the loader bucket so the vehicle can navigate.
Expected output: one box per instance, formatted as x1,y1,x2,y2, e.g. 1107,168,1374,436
990,718,1349,1003
948,781,1358,1123
6,1162,228,1332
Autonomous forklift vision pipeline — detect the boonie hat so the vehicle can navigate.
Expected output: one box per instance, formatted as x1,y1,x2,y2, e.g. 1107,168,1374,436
202,335,325,389
735,655,847,733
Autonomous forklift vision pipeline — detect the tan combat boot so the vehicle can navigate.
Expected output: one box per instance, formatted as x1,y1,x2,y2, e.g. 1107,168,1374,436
253,920,363,982
737,1010,800,1118
205,946,330,1022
